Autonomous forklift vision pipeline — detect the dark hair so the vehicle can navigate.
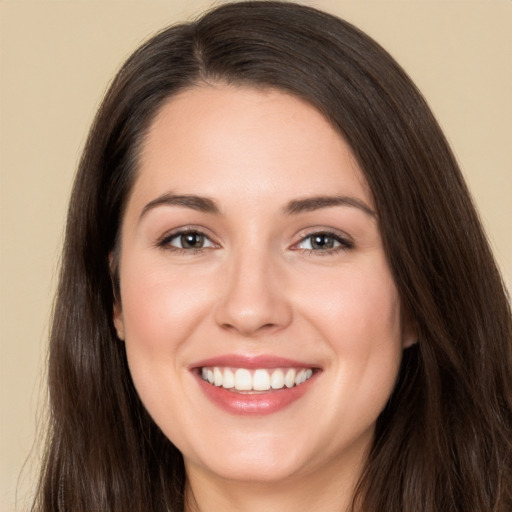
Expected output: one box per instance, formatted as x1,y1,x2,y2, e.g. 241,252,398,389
33,2,512,511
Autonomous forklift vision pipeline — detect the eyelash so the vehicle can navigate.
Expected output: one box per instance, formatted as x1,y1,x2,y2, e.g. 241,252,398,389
157,228,217,255
293,229,354,255
157,228,353,255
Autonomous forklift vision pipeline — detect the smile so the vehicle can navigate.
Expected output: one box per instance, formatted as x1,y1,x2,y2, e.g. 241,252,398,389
200,367,315,392
192,356,321,415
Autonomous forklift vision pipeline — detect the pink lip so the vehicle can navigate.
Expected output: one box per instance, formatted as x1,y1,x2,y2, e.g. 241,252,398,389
190,354,321,416
191,354,315,370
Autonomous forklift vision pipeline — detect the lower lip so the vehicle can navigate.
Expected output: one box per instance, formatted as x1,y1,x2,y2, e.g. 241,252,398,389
194,372,318,415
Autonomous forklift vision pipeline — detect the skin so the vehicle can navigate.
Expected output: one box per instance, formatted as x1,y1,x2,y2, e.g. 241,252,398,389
114,84,415,512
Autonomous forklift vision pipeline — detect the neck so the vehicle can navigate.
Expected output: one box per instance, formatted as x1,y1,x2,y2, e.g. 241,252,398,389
184,451,366,512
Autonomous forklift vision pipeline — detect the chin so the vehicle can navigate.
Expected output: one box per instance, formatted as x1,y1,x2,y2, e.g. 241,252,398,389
191,453,307,484
182,430,315,484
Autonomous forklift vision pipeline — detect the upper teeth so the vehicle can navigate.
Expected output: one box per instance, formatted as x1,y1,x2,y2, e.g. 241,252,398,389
200,367,314,391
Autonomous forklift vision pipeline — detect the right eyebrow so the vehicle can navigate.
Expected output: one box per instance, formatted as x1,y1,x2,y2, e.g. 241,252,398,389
284,195,376,218
139,193,220,222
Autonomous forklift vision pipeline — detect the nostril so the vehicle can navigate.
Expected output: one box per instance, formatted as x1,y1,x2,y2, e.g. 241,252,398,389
220,321,278,335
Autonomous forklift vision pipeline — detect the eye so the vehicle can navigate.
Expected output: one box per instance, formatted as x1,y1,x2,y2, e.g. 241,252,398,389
159,230,216,251
295,231,352,253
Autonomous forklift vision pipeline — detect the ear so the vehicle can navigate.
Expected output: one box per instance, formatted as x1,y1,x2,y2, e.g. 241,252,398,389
113,300,125,341
401,308,418,349
109,251,125,341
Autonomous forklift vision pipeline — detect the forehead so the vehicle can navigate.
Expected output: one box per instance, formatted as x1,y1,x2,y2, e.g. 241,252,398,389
130,84,372,214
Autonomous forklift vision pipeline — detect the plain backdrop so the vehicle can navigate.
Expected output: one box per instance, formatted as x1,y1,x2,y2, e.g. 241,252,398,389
1,1,511,510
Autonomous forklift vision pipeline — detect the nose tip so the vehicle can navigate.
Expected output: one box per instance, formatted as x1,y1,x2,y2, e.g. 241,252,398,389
214,259,292,337
219,312,282,337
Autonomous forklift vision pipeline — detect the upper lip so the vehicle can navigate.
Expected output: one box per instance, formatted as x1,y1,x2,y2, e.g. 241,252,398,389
190,354,320,370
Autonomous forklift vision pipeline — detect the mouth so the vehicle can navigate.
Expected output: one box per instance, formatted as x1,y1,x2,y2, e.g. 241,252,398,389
198,366,315,392
191,356,321,415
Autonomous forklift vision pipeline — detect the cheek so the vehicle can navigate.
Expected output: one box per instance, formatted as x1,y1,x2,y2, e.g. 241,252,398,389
120,254,215,346
298,258,403,405
303,259,401,340
117,252,220,404
117,256,220,437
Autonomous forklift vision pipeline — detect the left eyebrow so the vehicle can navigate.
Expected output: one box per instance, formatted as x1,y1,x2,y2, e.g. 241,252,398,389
139,193,220,222
284,195,376,218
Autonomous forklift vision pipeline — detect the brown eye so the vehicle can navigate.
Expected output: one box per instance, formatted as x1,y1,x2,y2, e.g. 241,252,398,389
180,232,205,248
310,234,336,250
162,230,215,250
296,231,352,252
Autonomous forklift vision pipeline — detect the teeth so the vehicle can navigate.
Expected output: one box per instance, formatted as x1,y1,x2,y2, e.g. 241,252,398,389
200,366,315,391
285,368,295,388
222,368,235,389
270,369,285,389
253,369,270,391
234,369,252,390
213,367,223,387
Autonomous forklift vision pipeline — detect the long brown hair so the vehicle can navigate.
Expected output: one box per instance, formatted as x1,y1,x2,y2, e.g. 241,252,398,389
33,2,512,511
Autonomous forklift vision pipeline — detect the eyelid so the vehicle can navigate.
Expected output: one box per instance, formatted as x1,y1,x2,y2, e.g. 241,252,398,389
155,225,353,254
290,228,354,252
156,225,220,250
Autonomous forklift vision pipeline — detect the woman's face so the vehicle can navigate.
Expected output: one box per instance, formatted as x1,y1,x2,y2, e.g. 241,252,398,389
114,85,414,486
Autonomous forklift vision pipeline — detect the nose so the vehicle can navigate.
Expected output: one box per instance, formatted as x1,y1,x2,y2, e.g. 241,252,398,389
214,249,293,337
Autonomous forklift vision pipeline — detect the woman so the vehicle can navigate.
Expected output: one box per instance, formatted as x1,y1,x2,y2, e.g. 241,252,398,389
33,2,511,511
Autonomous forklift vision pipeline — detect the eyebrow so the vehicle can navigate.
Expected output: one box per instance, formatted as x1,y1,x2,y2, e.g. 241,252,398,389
139,193,376,221
284,196,376,217
140,193,220,220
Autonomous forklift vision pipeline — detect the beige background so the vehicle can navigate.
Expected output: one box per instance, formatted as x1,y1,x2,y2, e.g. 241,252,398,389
1,1,510,510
